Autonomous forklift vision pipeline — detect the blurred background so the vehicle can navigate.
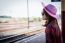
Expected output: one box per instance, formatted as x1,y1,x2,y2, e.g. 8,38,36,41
0,0,61,43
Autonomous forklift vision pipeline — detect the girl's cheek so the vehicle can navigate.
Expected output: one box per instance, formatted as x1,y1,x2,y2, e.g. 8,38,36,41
41,20,46,25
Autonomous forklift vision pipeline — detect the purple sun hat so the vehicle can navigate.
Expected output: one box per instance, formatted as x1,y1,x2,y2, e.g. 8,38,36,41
44,4,57,19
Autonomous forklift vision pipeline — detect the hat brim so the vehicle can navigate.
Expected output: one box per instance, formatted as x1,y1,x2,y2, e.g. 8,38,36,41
44,8,57,19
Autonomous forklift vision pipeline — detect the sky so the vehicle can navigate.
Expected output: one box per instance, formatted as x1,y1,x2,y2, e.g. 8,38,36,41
0,0,61,18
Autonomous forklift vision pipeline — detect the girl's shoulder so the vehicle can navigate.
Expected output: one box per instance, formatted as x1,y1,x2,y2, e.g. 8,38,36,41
47,20,59,28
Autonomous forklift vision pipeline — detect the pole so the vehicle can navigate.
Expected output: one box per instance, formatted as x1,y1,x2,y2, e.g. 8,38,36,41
27,0,29,29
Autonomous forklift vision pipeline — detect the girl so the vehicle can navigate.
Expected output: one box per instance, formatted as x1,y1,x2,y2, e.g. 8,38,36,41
42,4,63,43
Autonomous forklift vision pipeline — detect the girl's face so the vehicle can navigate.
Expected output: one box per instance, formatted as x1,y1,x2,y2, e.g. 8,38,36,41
42,10,48,20
42,13,48,20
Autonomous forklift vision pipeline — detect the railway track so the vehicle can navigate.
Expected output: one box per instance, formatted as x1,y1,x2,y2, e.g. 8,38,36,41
0,34,35,43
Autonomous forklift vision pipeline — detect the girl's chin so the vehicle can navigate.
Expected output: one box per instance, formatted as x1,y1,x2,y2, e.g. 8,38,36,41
42,20,47,25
